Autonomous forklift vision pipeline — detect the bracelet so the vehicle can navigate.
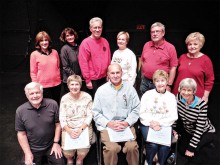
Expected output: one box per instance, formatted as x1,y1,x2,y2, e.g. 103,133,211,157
53,141,59,143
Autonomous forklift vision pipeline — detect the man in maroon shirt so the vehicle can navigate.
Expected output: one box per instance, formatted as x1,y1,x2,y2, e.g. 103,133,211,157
139,22,178,96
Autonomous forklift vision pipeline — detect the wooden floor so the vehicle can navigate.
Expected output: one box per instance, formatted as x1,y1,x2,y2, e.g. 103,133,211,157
0,72,219,165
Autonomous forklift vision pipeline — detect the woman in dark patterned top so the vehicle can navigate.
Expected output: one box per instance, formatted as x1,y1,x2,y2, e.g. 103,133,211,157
173,78,215,164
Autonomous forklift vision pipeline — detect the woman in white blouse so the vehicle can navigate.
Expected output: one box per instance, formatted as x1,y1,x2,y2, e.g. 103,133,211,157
59,75,93,165
111,31,137,86
139,70,178,165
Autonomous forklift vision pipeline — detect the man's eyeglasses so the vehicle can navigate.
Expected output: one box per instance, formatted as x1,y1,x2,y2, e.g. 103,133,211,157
150,30,163,34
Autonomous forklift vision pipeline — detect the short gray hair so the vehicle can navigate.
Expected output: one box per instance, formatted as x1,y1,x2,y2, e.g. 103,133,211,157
151,22,165,32
178,78,197,92
89,17,103,28
24,82,43,95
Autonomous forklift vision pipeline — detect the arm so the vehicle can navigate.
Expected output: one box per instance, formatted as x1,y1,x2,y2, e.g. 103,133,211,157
50,123,62,159
128,52,137,85
203,57,214,102
30,52,38,82
17,131,34,165
78,41,91,85
166,66,177,91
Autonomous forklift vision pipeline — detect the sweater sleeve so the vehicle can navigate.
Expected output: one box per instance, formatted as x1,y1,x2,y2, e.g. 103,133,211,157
187,101,208,152
78,41,91,83
203,56,214,92
128,51,137,85
30,51,38,82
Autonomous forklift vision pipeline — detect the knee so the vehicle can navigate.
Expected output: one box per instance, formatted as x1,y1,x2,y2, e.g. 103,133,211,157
103,143,121,154
123,141,138,153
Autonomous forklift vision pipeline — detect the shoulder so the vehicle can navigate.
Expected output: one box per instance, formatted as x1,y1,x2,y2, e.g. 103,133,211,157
16,102,31,113
81,91,92,100
43,98,58,107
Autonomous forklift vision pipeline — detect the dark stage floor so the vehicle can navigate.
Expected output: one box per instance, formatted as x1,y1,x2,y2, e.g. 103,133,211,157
0,72,220,165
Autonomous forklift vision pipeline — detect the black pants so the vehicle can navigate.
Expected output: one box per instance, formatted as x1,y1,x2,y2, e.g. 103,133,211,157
21,145,65,165
43,84,61,105
87,77,106,99
177,130,216,165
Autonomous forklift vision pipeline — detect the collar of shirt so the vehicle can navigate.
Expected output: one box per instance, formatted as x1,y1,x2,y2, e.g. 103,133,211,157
181,95,200,108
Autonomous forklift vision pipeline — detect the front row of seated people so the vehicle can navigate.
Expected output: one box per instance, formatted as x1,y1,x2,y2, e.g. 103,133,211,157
15,63,216,165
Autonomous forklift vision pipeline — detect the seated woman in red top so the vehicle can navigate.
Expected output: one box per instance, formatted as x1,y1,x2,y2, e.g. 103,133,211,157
172,32,214,102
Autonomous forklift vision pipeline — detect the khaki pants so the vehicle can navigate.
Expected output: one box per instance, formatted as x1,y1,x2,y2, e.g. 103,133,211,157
101,127,139,165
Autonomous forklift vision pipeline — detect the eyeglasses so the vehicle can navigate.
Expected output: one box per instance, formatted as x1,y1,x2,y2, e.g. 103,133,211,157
150,30,163,34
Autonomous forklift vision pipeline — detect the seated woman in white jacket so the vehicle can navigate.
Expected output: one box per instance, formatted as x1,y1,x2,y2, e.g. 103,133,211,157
139,69,178,165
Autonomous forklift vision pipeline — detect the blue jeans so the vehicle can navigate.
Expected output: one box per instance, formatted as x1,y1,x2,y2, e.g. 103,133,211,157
139,77,155,96
140,124,170,165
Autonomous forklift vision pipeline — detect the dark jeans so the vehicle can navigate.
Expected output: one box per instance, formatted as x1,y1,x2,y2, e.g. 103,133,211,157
140,124,170,165
139,76,155,96
43,84,61,105
21,145,65,165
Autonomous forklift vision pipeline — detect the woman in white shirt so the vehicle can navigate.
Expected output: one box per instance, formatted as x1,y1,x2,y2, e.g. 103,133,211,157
111,31,137,86
139,70,178,165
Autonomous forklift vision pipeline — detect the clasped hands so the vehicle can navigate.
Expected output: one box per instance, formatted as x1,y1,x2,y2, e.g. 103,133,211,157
107,120,129,131
68,128,83,139
149,120,161,131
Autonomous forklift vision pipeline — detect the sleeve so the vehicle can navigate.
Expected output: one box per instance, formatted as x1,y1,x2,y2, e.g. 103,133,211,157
59,97,68,128
188,101,208,152
139,92,152,126
128,51,137,85
203,56,214,92
78,41,91,83
30,52,38,82
15,108,25,131
169,44,178,67
92,89,110,128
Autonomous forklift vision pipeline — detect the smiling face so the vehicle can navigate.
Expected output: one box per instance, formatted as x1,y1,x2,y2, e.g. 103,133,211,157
154,76,167,93
65,32,75,44
150,26,165,43
187,39,202,55
39,37,49,52
108,64,122,86
90,21,103,39
68,80,81,96
180,87,195,103
26,86,43,108
117,33,128,50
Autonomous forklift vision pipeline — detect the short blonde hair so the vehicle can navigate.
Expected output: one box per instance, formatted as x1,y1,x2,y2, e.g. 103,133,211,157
178,78,197,93
117,31,130,43
67,75,82,87
185,32,205,48
153,70,168,83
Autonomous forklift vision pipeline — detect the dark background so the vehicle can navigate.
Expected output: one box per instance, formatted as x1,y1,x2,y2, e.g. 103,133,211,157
1,0,220,164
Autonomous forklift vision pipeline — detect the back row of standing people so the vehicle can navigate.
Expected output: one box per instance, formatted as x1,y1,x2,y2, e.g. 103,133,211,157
30,17,214,104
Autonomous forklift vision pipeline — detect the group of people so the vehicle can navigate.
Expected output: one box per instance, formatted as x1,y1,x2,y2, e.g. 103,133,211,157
15,16,216,165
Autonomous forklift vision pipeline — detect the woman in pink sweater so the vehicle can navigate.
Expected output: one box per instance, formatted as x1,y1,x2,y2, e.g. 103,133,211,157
30,31,61,104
